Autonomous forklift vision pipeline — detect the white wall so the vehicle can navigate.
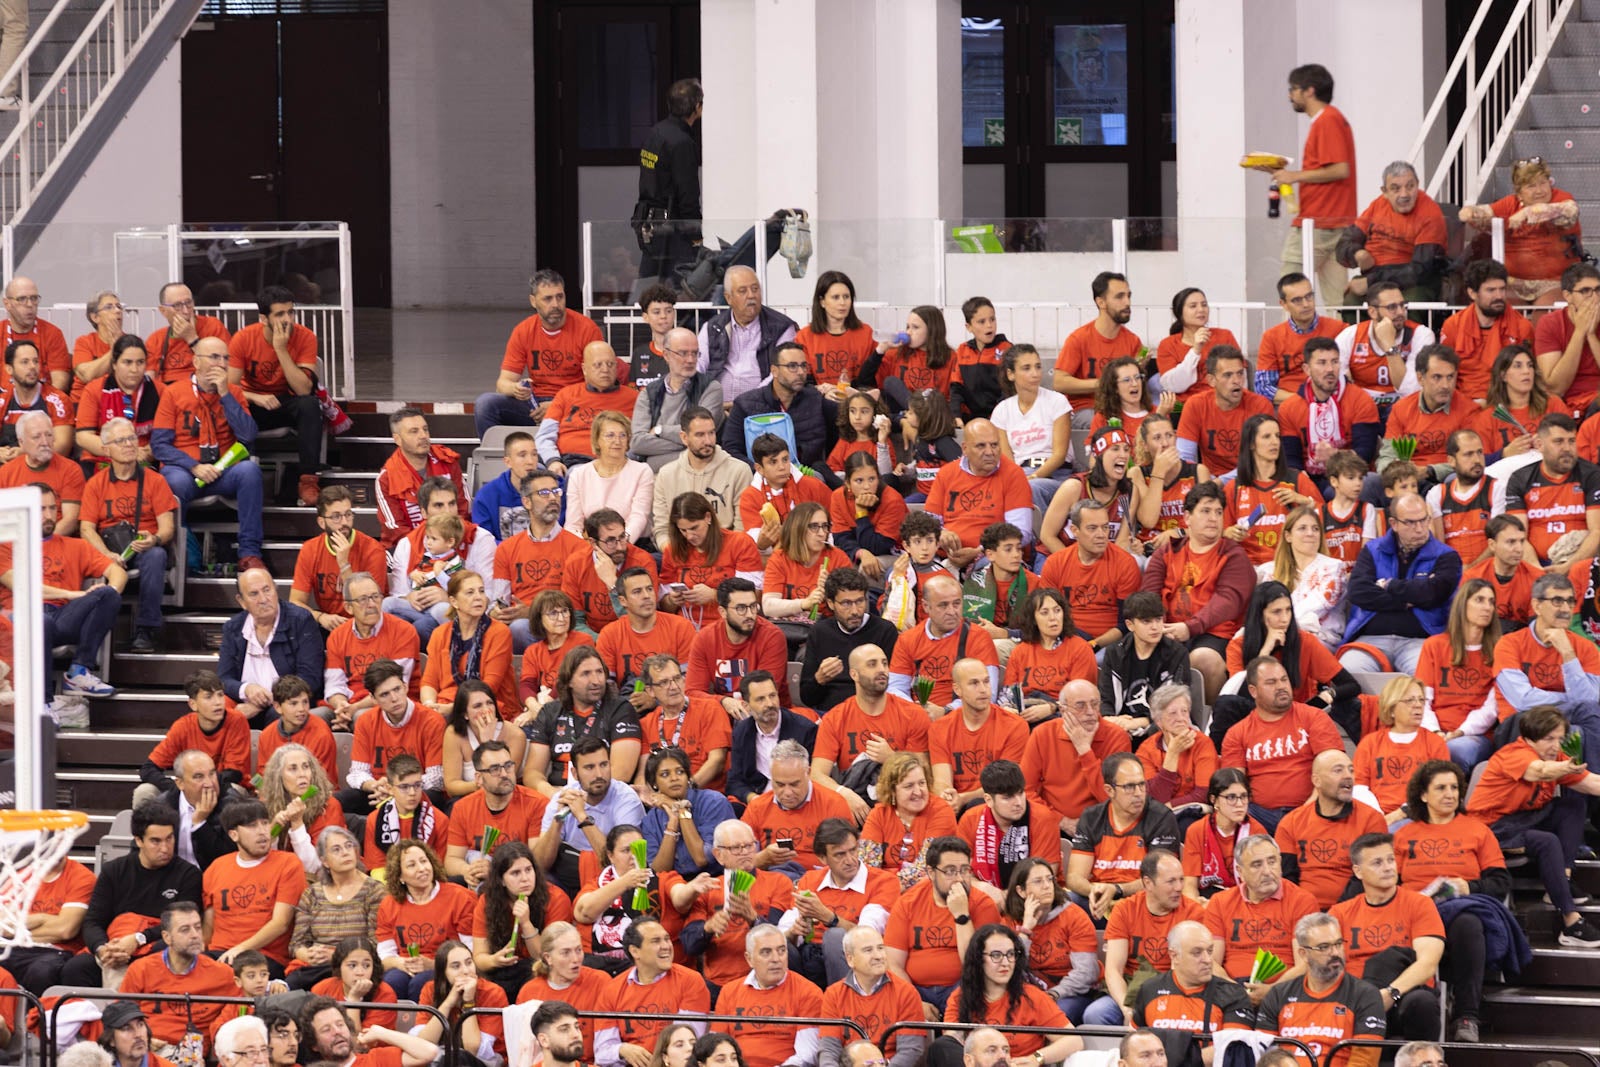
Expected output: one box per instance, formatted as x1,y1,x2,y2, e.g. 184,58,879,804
19,47,182,312
387,0,534,309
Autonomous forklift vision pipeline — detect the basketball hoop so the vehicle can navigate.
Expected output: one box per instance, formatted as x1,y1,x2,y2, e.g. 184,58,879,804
0,810,88,960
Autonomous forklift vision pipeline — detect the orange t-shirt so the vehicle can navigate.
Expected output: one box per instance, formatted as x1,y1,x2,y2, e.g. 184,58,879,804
1220,704,1344,810
887,621,999,710
1153,538,1245,641
0,319,68,385
763,545,853,608
1466,736,1588,822
1352,190,1448,265
545,382,641,455
1225,633,1345,706
1256,317,1345,396
0,383,71,430
1103,892,1206,976
639,695,733,790
495,527,588,605
862,798,960,874
942,983,1068,1058
819,970,925,1051
1393,815,1505,886
1135,730,1219,803
1202,880,1320,979
1039,542,1142,639
257,713,339,783
1353,729,1450,812
956,800,1065,877
659,534,764,621
1175,391,1276,474
1225,472,1323,566
829,482,908,548
375,881,477,958
1328,887,1445,979
518,631,595,701
1273,800,1388,908
604,964,713,1050
714,973,825,1067
883,878,1002,986
228,321,318,395
1056,322,1143,411
419,979,508,1056
327,614,424,704
1462,556,1537,629
796,864,900,927
0,452,84,507
929,707,1030,796
152,378,250,459
446,787,550,854
687,868,795,986
1438,306,1536,403
1471,397,1571,454
148,317,232,384
594,612,698,688
925,458,1033,548
500,311,605,398
737,474,832,533
146,710,252,778
1154,329,1237,402
291,530,387,617
516,965,613,1058
814,694,932,769
1413,633,1494,733
1493,188,1583,281
796,323,876,387
122,952,238,1048
1004,636,1098,697
742,785,854,857
1493,624,1600,719
471,885,575,960
875,345,956,398
0,533,104,611
30,858,96,953
202,851,307,964
1294,105,1358,228
1022,719,1132,822
80,467,179,538
351,703,445,780
1004,899,1096,980
561,543,657,632
310,975,398,1029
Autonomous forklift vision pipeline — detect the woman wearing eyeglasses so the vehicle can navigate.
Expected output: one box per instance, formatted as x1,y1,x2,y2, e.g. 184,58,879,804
928,925,1083,1067
1460,157,1583,310
1001,858,1114,1025
564,411,655,545
762,502,851,630
1180,768,1261,902
516,590,594,718
444,679,527,799
1352,676,1449,826
70,289,124,407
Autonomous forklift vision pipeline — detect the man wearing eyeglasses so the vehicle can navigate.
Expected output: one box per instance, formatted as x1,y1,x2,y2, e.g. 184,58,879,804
1067,753,1180,922
446,739,549,890
1255,274,1346,406
289,484,387,631
1504,413,1600,572
1335,161,1449,306
1538,263,1600,414
883,835,1001,1014
1336,282,1434,412
1338,493,1461,677
684,819,796,995
1492,572,1600,770
1256,912,1385,1067
490,469,586,651
324,572,421,731
149,282,230,385
0,275,70,392
633,326,725,472
567,509,659,636
1440,259,1535,403
722,339,839,483
536,342,640,479
636,652,731,794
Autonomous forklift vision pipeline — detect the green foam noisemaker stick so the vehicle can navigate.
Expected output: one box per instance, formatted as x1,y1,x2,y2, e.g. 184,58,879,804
629,839,651,910
1250,948,1287,984
912,675,935,706
1564,727,1584,761
1392,435,1417,463
269,785,319,837
731,868,756,895
507,893,526,952
197,441,250,486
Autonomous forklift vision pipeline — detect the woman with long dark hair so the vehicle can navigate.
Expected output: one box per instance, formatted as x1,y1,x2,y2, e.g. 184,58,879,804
1155,287,1238,402
414,939,509,1062
1180,768,1261,901
992,343,1072,512
1040,423,1136,554
309,935,398,1030
659,492,762,629
1000,858,1114,1024
795,269,881,400
1472,343,1567,456
472,841,574,999
419,570,517,715
1089,354,1166,442
930,924,1084,1067
444,678,526,798
827,391,893,476
875,304,955,409
1223,413,1319,566
1213,580,1360,744
691,1033,749,1067
1003,588,1097,724
890,389,961,500
1415,577,1502,769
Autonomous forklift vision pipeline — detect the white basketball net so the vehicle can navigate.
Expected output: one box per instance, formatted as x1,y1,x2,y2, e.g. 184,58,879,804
0,817,89,960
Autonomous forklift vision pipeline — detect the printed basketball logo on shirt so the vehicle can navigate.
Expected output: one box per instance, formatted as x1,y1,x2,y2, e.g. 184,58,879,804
1207,428,1240,458
921,654,952,681
107,496,139,522
530,348,572,376
250,357,278,384
1018,663,1069,696
517,558,557,588
343,651,378,683
397,921,437,948
901,365,937,392
816,347,854,380
1381,754,1417,782
1410,838,1450,860
1416,430,1447,457
728,1002,787,1021
1303,838,1340,864
957,487,989,513
222,883,259,910
315,571,341,601
1351,922,1395,950
758,824,807,847
1130,933,1174,971
1443,664,1485,692
1528,660,1566,690
912,923,957,949
1237,917,1287,943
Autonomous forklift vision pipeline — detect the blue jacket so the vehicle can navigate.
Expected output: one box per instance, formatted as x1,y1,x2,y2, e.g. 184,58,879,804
1436,894,1532,976
640,786,737,877
1344,530,1460,640
726,709,818,804
471,470,528,543
218,600,326,702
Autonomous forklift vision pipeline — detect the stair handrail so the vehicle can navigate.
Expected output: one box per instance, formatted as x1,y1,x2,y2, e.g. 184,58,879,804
0,0,81,113
1407,0,1577,205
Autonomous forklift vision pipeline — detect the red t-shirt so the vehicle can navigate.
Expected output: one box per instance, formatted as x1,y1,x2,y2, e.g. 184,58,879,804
925,459,1032,548
1056,323,1143,411
203,851,307,964
1383,390,1477,467
1039,542,1142,638
1413,633,1495,733
501,311,605,398
1535,305,1600,409
1493,188,1583,281
1154,330,1237,402
796,323,876,387
1257,317,1345,396
1352,190,1448,265
228,321,319,395
1295,105,1358,228
1438,306,1535,402
1467,736,1588,822
81,467,179,538
1220,705,1344,810
1175,391,1276,474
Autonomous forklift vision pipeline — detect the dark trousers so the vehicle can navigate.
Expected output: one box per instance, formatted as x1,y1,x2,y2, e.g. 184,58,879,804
1389,986,1442,1040
928,1036,965,1067
1249,803,1295,836
1442,911,1485,1022
287,963,332,990
42,585,119,694
4,945,72,996
1492,789,1585,914
127,544,169,629
59,951,104,988
251,395,325,474
482,957,532,1002
383,966,432,1001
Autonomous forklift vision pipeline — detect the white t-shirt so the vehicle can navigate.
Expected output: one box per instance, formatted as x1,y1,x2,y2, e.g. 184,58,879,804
991,388,1071,464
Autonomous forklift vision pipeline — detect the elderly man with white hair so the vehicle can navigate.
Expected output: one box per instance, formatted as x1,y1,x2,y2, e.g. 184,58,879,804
699,265,798,408
79,415,178,653
214,1015,271,1066
818,925,926,1067
0,407,84,531
711,922,823,1067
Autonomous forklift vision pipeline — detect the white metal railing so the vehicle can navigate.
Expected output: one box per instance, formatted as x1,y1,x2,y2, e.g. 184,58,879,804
1408,0,1576,205
0,0,188,221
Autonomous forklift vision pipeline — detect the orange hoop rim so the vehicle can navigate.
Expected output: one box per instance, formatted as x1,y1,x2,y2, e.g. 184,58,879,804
0,810,88,832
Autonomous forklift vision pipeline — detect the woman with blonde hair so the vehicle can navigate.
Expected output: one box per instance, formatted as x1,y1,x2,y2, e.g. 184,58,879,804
1414,577,1502,769
1460,158,1582,308
259,743,344,873
419,569,517,715
564,410,655,543
1261,504,1349,648
858,752,958,889
514,921,612,1059
1353,675,1450,825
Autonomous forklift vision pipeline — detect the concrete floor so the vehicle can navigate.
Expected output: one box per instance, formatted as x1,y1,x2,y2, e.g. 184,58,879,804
349,308,521,402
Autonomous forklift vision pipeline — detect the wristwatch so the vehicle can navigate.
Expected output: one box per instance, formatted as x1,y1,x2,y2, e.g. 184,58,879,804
1387,986,1402,1002
578,817,596,829
953,914,972,926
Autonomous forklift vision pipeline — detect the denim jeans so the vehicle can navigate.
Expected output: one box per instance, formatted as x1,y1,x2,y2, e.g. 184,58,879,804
161,458,264,559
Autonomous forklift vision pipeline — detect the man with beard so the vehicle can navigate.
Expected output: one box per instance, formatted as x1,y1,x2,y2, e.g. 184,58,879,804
743,739,852,877
1132,920,1255,1067
1425,430,1494,566
1505,414,1600,570
477,268,604,434
1067,753,1181,920
1256,274,1346,405
728,671,818,807
1463,515,1538,630
290,485,387,630
812,645,930,823
1336,282,1437,411
1492,573,1600,766
962,1029,1012,1067
98,1001,165,1067
385,475,496,644
1336,161,1449,304
1274,750,1386,909
783,818,897,986
491,468,586,651
957,759,1063,903
600,917,712,1063
1278,337,1381,483
800,567,898,715
1220,661,1342,833
535,736,647,896
375,406,470,550
1203,835,1318,997
883,836,1001,1013
527,645,643,791
530,1001,588,1067
688,577,793,711
651,406,751,541
713,923,824,1067
819,927,926,1067
0,339,72,454
1537,263,1600,412
1054,272,1143,428
301,994,440,1067
1338,493,1461,677
1041,499,1142,656
933,659,1029,811
444,739,550,889
1258,913,1386,1067
596,566,696,699
1175,347,1275,475
565,508,657,634
120,903,238,1055
1440,259,1534,402
723,340,838,481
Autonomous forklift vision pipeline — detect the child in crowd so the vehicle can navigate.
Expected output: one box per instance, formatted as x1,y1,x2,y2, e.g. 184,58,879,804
883,510,959,630
952,295,1011,421
1374,460,1421,537
407,513,466,624
1320,449,1376,567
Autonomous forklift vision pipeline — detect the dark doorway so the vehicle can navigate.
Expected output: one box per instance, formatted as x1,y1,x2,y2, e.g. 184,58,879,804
181,11,392,306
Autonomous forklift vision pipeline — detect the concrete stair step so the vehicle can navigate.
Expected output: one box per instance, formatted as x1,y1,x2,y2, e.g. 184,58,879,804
262,505,381,540
1443,1032,1600,1067
57,729,165,768
108,650,219,688
1512,128,1600,162
56,770,139,813
92,690,191,731
262,540,305,572
1526,92,1600,128
1556,20,1600,55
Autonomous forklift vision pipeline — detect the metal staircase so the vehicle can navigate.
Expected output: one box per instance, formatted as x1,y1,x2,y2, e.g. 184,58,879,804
1498,0,1600,226
0,0,203,250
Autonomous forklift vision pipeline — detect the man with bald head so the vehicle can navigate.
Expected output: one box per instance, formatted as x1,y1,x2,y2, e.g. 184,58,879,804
889,572,999,714
535,341,640,480
217,567,325,726
1022,679,1134,835
152,334,266,571
1,275,70,392
1339,490,1461,676
931,657,1028,809
813,644,931,822
1132,919,1255,1060
632,325,725,471
721,338,838,482
1274,749,1386,908
700,264,798,405
477,268,604,435
156,750,238,870
926,418,1034,569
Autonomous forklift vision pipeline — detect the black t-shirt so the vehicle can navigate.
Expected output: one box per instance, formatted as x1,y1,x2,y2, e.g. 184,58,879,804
1134,972,1256,1067
528,695,642,785
630,343,671,392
